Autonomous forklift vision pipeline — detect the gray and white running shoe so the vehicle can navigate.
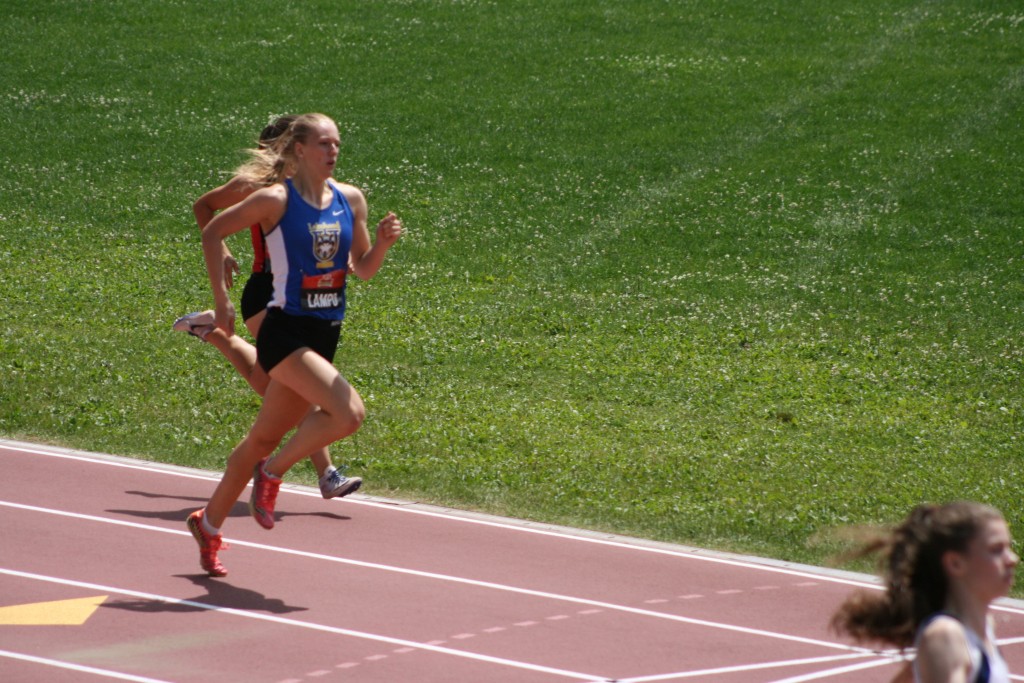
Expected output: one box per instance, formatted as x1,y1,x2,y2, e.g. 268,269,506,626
319,468,363,500
172,310,216,340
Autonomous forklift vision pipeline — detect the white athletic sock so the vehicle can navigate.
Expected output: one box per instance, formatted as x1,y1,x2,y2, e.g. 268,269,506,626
202,513,220,537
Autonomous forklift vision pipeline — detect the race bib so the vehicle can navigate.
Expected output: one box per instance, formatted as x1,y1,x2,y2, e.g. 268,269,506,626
301,269,346,311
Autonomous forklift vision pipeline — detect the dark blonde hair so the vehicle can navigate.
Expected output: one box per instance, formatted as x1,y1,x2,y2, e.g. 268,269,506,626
258,114,297,148
831,501,1004,648
236,113,335,186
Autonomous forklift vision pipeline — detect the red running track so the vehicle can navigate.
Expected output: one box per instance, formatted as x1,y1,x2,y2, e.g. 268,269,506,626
1,439,1022,682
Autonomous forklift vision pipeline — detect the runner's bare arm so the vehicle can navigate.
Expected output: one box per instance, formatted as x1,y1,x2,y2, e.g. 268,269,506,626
201,185,286,333
193,175,258,289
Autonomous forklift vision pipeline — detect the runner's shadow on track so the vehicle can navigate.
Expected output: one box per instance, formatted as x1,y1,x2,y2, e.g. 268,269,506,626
109,491,352,524
107,504,352,524
102,576,308,615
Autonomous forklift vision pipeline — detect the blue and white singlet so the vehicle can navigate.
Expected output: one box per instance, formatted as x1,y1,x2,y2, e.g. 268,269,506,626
913,614,1009,683
265,178,354,321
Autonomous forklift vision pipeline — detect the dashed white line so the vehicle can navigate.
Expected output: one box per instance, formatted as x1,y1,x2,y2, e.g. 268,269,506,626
0,568,604,682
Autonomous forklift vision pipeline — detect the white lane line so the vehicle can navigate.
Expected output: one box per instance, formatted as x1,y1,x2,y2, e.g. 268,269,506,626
9,439,1024,623
765,655,904,682
0,442,226,482
0,499,871,654
0,442,894,590
0,568,606,682
615,653,898,682
0,649,174,683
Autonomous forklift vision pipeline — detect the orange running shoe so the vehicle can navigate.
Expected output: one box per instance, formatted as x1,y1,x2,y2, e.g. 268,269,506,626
249,458,282,530
186,509,228,577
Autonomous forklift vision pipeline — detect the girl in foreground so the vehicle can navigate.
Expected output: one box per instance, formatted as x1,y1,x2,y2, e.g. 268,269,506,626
832,501,1017,683
187,113,402,576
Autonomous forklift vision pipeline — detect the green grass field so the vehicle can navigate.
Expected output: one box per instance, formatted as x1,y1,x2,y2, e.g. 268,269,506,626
1,0,1021,575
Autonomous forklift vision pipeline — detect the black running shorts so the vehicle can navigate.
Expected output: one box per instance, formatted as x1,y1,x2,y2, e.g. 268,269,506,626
240,272,274,322
257,308,341,373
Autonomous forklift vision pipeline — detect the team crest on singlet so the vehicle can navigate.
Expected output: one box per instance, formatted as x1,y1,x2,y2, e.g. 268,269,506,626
309,221,341,268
